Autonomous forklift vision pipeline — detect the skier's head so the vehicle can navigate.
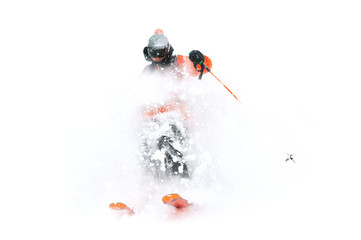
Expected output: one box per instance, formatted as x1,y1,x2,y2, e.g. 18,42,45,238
144,29,173,62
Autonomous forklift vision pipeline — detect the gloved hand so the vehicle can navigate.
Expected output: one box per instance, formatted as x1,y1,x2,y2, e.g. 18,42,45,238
189,50,205,70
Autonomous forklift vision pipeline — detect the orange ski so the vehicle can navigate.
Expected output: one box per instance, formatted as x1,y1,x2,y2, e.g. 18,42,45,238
109,202,135,215
162,193,192,209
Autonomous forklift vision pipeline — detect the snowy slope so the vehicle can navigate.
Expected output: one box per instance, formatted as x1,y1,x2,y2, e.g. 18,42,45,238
1,1,361,240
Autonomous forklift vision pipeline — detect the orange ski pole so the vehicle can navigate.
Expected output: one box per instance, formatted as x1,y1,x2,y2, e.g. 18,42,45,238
204,64,241,104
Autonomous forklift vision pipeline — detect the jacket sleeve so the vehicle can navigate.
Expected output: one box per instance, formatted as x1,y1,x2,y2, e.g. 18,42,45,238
176,54,213,77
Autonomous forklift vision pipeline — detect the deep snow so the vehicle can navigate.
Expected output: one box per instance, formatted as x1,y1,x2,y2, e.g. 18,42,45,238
63,68,306,239
1,0,361,239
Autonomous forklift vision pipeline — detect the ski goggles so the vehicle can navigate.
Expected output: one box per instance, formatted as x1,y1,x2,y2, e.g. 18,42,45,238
148,47,169,58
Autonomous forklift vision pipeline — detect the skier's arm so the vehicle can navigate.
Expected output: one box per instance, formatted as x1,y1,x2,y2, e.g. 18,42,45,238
176,51,212,77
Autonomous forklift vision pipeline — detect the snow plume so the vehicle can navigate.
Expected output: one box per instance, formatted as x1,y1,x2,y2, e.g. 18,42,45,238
81,69,288,221
120,73,245,199
1,63,298,240
57,68,301,240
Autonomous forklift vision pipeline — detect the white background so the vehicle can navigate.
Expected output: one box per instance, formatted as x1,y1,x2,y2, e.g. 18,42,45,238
1,0,360,239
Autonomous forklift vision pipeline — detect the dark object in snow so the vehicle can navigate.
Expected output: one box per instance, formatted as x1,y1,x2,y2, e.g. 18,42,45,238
158,134,189,178
140,116,190,181
286,153,295,163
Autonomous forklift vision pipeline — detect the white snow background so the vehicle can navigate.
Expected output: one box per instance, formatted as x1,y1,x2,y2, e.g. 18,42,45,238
1,0,360,239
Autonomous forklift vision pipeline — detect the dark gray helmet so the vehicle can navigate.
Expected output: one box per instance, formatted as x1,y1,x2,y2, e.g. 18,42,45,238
147,34,170,58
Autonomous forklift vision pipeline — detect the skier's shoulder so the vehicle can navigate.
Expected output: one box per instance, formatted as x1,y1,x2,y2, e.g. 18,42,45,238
176,54,212,68
175,54,187,66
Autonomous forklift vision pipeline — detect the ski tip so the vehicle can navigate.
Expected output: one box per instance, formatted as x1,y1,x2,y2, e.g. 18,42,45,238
162,193,192,209
162,193,181,204
109,202,135,215
109,202,129,210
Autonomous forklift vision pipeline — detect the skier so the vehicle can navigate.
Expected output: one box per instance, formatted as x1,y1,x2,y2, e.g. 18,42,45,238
140,29,213,180
109,29,213,212
142,29,212,80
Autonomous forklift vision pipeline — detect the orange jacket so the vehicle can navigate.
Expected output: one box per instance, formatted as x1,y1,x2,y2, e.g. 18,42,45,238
141,49,212,119
142,101,190,119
